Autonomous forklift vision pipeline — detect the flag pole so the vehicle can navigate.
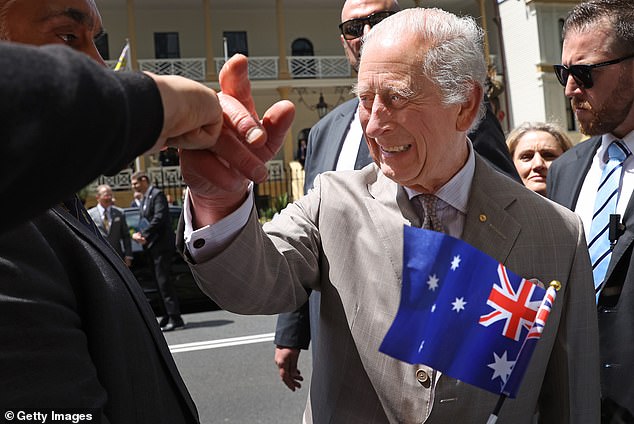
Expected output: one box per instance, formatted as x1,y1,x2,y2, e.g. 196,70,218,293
486,394,507,423
486,280,561,423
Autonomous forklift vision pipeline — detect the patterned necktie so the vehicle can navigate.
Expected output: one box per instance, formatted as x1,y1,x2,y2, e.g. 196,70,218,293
414,194,444,232
588,140,630,300
103,208,110,233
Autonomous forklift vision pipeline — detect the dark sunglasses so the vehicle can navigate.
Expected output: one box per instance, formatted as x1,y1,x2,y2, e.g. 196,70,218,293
553,53,634,89
339,11,396,40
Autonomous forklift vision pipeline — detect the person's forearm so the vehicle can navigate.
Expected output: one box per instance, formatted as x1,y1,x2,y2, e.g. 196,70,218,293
0,43,162,231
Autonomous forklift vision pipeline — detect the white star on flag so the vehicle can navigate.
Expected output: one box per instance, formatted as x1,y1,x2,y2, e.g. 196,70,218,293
431,304,436,313
487,351,515,384
427,274,439,291
451,297,467,312
450,255,461,270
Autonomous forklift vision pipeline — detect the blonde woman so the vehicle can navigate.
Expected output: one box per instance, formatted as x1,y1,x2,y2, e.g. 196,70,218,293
507,122,574,195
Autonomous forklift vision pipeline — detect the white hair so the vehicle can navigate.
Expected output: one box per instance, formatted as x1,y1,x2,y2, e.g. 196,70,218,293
362,8,487,130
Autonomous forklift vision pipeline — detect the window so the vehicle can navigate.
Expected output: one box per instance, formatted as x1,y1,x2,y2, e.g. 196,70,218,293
291,38,315,78
223,31,248,57
154,32,180,59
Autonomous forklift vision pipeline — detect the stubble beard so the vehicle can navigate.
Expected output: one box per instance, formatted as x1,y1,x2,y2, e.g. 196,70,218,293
574,72,634,136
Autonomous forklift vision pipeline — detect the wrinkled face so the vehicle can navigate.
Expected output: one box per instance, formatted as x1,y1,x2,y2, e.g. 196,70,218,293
340,0,396,72
2,0,105,64
356,33,475,193
512,131,564,196
561,26,634,138
96,186,114,207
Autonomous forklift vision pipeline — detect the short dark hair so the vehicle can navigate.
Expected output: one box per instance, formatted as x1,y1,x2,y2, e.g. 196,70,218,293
563,0,634,56
131,171,149,182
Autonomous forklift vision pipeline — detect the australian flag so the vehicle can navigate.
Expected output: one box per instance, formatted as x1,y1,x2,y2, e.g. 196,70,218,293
380,226,557,398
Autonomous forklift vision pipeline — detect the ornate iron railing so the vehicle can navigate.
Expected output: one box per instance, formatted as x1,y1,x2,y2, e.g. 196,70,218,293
107,56,351,80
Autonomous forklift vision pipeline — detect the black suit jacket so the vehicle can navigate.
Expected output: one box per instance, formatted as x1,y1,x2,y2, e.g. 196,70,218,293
141,186,175,253
0,43,162,233
0,42,198,422
548,136,634,416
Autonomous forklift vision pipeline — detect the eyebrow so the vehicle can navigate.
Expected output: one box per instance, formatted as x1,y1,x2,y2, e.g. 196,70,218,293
42,7,104,39
42,7,95,29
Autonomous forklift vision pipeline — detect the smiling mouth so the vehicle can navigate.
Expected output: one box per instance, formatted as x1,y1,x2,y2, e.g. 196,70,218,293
381,144,411,153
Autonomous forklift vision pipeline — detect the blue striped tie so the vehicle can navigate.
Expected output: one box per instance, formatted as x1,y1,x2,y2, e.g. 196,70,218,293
588,140,630,301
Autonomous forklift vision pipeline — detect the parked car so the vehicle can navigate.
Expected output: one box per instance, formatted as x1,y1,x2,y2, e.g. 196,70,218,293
123,206,218,315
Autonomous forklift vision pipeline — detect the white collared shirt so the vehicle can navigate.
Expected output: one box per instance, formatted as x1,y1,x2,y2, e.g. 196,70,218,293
335,108,364,171
97,203,110,223
574,131,634,243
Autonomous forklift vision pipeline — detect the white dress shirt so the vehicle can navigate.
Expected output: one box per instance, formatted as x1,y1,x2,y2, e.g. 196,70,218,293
575,131,634,243
335,108,364,171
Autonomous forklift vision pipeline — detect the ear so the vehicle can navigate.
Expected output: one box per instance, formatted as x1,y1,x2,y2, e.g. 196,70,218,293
456,83,483,132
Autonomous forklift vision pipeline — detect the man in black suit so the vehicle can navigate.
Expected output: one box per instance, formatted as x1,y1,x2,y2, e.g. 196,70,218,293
546,1,634,421
132,171,184,331
88,184,134,267
274,0,522,392
0,0,278,419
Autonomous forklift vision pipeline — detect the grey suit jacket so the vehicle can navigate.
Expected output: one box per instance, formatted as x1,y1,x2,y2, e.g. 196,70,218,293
191,157,600,423
548,136,634,416
88,205,133,259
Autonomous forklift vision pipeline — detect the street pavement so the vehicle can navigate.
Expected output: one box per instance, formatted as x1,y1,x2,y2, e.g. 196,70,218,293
163,309,312,424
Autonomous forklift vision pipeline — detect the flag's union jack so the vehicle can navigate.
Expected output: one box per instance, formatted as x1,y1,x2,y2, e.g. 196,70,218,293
479,264,541,341
527,286,555,340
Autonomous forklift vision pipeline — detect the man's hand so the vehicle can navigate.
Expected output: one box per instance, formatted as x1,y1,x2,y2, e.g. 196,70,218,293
180,54,295,228
132,232,147,246
146,73,223,153
274,346,303,392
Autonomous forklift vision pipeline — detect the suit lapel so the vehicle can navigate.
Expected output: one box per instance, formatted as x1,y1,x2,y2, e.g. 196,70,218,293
556,137,600,210
606,177,634,281
364,169,419,282
51,204,198,418
462,157,521,264
361,158,521,279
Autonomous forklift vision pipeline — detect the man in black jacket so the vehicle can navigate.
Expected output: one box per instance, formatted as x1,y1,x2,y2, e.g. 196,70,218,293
132,171,184,331
0,0,293,420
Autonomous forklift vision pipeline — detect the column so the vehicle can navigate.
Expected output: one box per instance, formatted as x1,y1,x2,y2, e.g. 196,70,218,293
276,0,291,80
126,0,139,71
202,0,218,81
277,86,294,162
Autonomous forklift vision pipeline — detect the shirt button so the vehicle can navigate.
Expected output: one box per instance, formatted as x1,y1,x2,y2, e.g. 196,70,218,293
416,369,429,385
193,238,205,249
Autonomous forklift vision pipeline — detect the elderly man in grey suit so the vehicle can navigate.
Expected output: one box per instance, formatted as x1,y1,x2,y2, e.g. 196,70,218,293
274,0,524,392
181,8,599,423
547,0,634,421
88,184,133,267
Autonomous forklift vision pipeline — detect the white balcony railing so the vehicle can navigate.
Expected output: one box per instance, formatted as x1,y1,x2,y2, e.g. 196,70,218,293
106,56,351,81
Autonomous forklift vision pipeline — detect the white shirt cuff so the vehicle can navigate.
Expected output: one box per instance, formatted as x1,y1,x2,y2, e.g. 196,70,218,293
183,183,254,263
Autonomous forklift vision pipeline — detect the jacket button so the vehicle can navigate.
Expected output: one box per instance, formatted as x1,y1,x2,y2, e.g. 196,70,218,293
416,369,429,385
193,238,205,249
